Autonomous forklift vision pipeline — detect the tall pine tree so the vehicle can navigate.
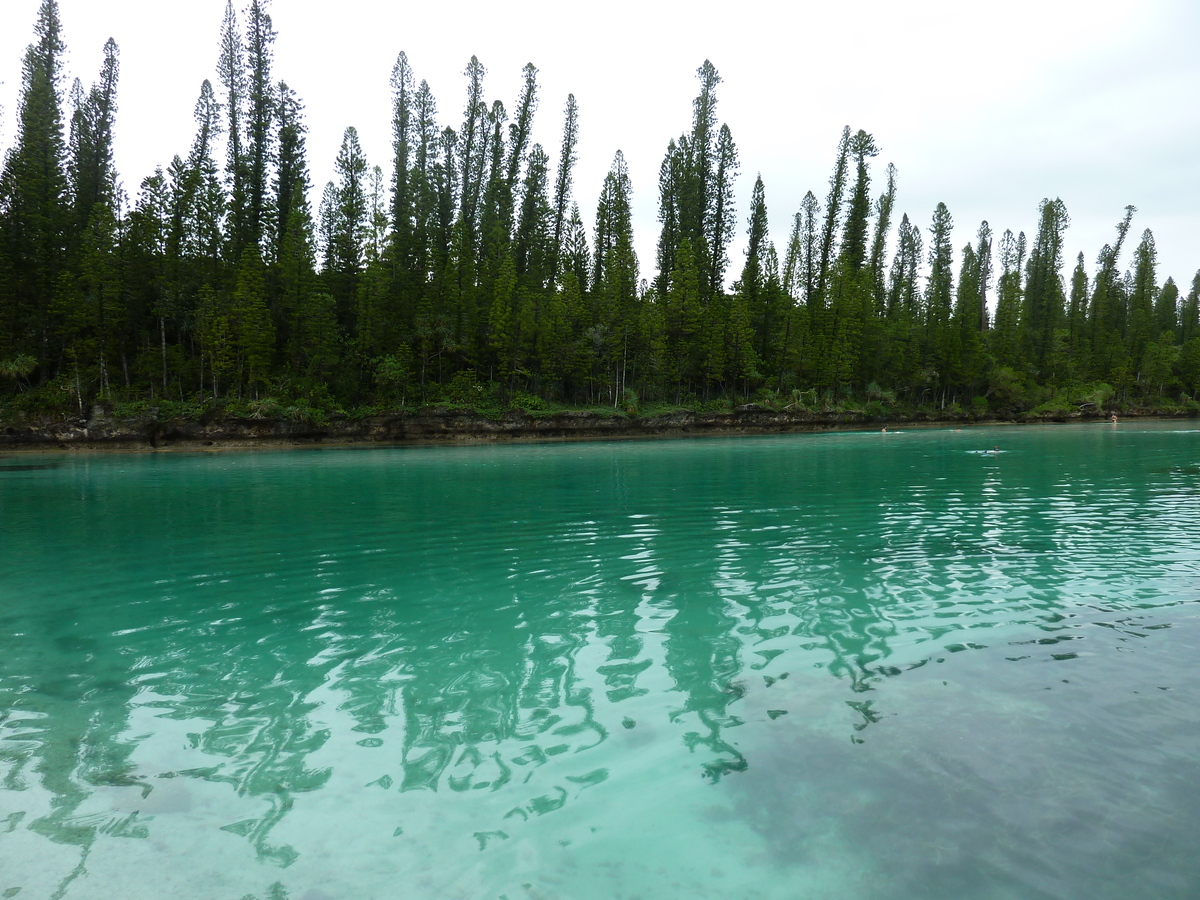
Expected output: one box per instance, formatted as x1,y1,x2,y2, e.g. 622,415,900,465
0,0,69,360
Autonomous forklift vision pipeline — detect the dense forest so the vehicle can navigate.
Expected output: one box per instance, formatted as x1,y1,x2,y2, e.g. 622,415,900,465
2,0,1198,424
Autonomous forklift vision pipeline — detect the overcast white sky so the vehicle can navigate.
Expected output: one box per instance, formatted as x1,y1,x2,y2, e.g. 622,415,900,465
2,0,1198,294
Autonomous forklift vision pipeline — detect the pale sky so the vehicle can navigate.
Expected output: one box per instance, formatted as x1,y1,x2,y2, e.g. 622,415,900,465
2,0,1198,295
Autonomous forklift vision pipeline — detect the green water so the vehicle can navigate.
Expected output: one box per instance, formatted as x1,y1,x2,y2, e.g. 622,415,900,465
1,423,1199,900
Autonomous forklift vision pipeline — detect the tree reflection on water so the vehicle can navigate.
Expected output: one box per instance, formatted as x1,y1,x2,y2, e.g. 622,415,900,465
3,429,1200,897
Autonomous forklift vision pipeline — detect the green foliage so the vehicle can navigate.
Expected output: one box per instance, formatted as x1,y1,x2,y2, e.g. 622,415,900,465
986,366,1025,408
1179,338,1200,396
1029,394,1075,417
0,354,38,385
1086,382,1115,407
435,370,492,408
509,391,551,414
0,6,1195,427
374,350,412,403
9,373,79,415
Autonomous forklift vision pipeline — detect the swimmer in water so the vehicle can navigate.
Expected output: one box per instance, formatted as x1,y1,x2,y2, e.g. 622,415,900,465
882,426,887,433
1111,413,1118,424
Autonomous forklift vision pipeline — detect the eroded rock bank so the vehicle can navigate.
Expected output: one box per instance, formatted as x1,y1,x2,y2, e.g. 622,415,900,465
1,402,1190,452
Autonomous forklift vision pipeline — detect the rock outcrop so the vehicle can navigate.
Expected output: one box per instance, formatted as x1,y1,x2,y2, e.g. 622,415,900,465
0,401,1179,451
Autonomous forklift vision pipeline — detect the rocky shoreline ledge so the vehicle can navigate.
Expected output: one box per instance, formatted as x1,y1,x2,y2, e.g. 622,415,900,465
1,403,1193,452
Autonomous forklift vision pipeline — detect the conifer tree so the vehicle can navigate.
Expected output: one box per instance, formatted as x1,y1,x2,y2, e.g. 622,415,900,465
476,99,511,299
1126,229,1158,368
549,94,579,286
538,272,579,388
880,214,923,393
756,246,792,391
330,127,368,278
952,240,986,391
592,152,638,401
408,79,440,291
925,203,955,323
487,252,518,382
124,167,172,393
990,229,1025,368
780,209,809,382
366,165,389,264
277,180,318,365
564,202,590,292
353,250,393,377
654,62,737,303
232,246,274,394
726,290,759,396
683,62,720,293
244,0,276,250
1067,252,1090,353
797,192,821,310
662,238,702,396
273,82,310,264
1154,278,1179,339
925,202,956,393
739,175,774,361
782,211,803,303
654,138,683,298
457,56,487,235
505,64,539,193
52,201,123,396
1022,198,1069,377
593,152,634,295
815,127,852,307
196,283,233,398
180,82,227,273
432,126,458,274
1179,334,1200,398
839,130,879,274
887,214,921,319
217,0,247,258
443,59,488,359
1088,206,1135,379
389,51,414,248
0,0,69,358
292,289,339,381
514,144,552,292
67,38,119,238
707,123,739,299
1181,272,1200,345
867,163,897,314
1179,278,1200,396
823,130,879,394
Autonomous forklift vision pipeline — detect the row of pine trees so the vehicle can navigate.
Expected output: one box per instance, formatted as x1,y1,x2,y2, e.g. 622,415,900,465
2,0,1199,417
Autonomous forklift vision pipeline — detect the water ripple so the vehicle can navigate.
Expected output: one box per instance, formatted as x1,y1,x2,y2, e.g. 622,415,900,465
1,426,1199,898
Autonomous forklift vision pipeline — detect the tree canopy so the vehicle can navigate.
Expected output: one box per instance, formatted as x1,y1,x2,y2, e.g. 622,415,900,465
1,2,1196,418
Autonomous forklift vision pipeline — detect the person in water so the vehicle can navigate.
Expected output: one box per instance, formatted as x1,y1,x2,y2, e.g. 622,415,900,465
1111,413,1118,424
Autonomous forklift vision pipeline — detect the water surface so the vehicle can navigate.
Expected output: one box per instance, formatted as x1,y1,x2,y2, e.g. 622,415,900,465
2,422,1199,899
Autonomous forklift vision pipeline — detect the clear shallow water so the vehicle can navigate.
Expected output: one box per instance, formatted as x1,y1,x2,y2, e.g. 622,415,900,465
1,423,1199,900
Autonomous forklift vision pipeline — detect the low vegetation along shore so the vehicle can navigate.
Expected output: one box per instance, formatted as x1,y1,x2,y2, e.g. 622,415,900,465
2,390,1194,451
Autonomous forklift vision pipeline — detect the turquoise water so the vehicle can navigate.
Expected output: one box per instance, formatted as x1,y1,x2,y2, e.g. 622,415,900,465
1,422,1199,900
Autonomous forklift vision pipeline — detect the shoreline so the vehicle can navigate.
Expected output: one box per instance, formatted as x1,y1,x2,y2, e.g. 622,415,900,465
1,404,1193,453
